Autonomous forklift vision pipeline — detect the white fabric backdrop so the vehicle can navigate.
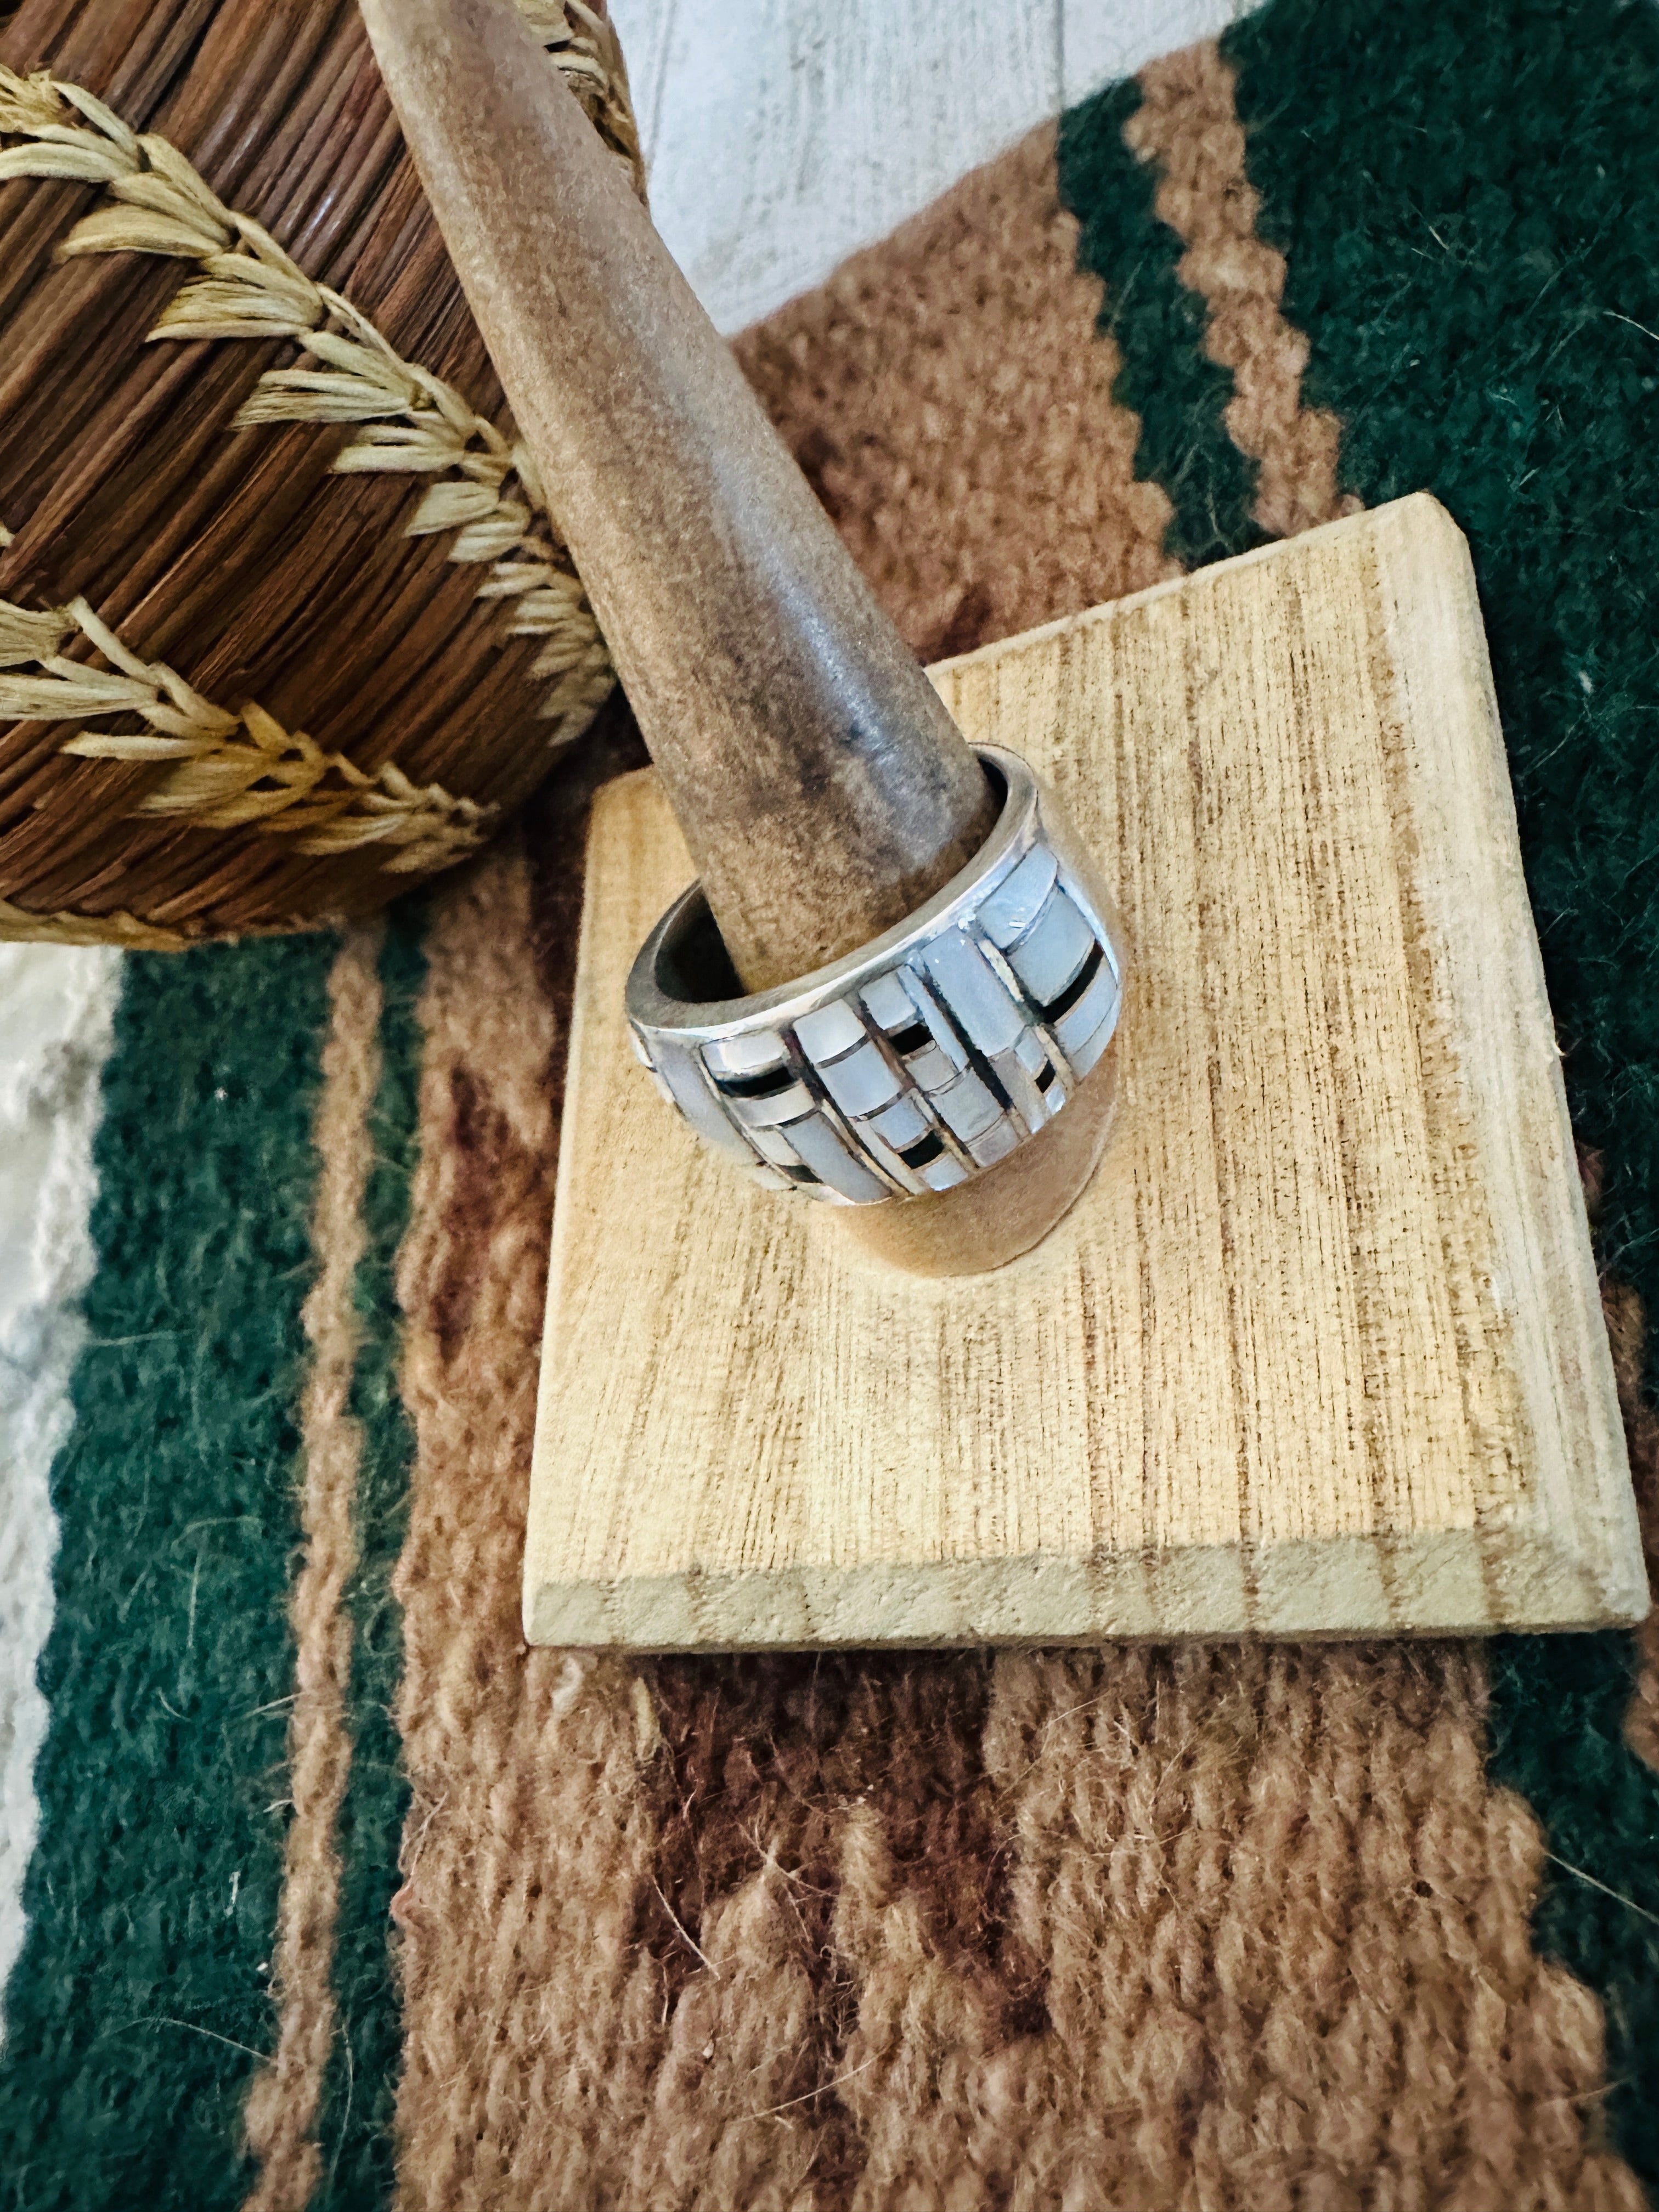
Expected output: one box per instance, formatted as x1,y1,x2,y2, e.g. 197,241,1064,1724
612,0,1251,331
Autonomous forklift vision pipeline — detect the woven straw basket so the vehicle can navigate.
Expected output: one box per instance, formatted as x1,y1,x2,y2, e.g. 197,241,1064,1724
0,0,637,947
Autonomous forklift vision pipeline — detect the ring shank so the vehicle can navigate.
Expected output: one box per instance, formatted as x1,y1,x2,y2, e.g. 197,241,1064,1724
625,745,1127,1215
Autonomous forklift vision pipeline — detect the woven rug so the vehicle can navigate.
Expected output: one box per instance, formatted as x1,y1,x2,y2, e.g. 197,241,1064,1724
4,0,1659,2202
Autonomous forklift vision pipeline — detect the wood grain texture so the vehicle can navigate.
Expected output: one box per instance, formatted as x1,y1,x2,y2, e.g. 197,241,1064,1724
526,495,1647,1647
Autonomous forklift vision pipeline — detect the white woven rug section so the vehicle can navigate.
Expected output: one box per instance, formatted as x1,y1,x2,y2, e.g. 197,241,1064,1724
0,946,120,2039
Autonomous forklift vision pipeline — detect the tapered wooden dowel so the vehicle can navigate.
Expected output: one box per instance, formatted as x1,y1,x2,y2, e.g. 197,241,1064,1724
360,0,1118,1271
360,0,994,991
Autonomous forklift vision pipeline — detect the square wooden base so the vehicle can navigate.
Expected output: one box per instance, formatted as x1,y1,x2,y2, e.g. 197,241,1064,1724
526,496,1646,1648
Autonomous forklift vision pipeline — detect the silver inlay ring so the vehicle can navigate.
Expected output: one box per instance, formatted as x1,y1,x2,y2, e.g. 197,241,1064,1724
625,744,1127,1206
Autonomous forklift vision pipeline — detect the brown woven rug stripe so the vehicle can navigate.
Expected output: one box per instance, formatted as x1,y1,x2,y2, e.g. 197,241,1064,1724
627,1654,1045,2203
639,1640,1639,2202
843,1645,1641,2207
239,920,385,2212
241,923,383,2212
1124,41,1350,541
733,119,1178,661
387,830,672,2205
622,1662,865,2204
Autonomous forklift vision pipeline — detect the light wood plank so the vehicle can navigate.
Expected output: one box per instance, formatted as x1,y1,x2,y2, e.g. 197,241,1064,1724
526,496,1646,1647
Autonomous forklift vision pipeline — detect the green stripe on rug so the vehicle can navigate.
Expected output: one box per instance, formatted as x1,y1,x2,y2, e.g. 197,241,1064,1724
0,938,334,2210
1057,77,1260,569
1485,1633,1659,2181
314,907,426,2208
1218,0,1659,2181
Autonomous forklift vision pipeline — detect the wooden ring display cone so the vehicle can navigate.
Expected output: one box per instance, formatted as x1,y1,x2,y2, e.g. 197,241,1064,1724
359,0,1121,1277
361,0,1645,1652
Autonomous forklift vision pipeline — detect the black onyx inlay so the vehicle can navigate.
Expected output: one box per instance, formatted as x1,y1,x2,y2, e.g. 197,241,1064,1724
884,1022,938,1057
887,1020,931,1058
715,1062,795,1100
899,1131,945,1169
1041,940,1103,1025
1035,1060,1058,1093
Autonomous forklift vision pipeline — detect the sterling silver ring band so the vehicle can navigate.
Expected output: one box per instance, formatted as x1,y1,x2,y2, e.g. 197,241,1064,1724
625,744,1126,1206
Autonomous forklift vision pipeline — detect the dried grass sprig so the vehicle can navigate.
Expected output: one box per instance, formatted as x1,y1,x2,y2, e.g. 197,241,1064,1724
0,893,190,948
0,591,496,871
0,19,624,749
